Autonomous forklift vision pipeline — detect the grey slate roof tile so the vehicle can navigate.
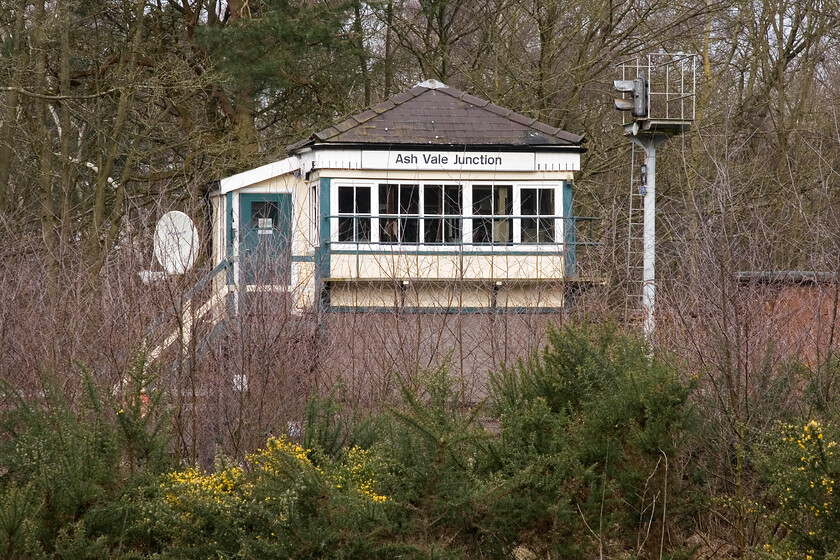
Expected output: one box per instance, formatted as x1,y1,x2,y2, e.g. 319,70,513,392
317,127,339,139
459,93,489,108
287,81,585,153
333,119,356,133
508,112,536,126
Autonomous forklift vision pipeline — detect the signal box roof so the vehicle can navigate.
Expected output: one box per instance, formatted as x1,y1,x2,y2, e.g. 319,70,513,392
286,79,586,154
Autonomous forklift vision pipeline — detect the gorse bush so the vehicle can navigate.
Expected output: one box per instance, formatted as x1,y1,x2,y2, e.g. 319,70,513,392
483,324,693,559
138,436,394,559
0,324,700,559
761,420,840,560
376,365,490,551
0,354,171,559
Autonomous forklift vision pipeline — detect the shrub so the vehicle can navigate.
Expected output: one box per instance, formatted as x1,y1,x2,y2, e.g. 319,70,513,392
140,435,393,559
484,323,693,559
0,354,171,559
762,419,840,560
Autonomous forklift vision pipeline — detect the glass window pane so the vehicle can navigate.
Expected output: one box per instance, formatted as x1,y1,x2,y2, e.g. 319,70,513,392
400,184,419,214
356,187,370,213
444,218,461,243
494,185,512,215
444,185,461,215
251,202,279,228
338,217,354,241
425,185,442,215
402,217,419,242
522,217,538,243
338,187,354,214
522,189,537,216
425,217,442,243
473,186,492,215
375,183,462,244
495,218,512,243
539,217,554,243
381,218,397,242
519,188,556,243
474,218,492,243
379,184,396,215
540,190,554,216
358,218,371,242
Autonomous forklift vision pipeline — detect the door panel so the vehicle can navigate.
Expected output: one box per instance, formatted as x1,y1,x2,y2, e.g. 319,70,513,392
240,194,292,286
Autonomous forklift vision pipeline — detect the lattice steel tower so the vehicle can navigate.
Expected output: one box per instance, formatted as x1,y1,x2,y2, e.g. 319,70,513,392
614,53,696,337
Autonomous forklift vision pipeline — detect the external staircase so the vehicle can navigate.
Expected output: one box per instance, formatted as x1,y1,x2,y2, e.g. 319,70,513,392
147,260,233,363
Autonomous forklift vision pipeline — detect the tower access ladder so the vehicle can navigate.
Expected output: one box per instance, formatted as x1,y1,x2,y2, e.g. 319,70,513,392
625,144,645,325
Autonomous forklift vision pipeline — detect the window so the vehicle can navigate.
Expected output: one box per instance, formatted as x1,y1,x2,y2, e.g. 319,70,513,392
250,201,280,231
337,185,371,242
379,183,419,243
332,181,561,245
521,187,555,243
424,184,462,243
473,185,512,244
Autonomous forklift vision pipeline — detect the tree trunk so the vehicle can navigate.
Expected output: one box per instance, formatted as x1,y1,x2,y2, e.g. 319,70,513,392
0,0,27,211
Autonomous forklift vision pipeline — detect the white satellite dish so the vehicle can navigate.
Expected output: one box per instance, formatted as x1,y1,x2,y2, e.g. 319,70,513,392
153,211,199,275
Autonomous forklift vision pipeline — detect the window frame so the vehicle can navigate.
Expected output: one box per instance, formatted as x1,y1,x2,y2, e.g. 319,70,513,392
422,183,464,244
520,185,558,244
335,183,372,242
329,179,564,249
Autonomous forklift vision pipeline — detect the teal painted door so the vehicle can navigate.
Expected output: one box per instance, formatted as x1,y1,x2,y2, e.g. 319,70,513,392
240,193,292,285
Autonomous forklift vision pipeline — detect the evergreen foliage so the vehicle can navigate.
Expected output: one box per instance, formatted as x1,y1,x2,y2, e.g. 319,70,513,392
115,325,692,559
484,324,693,558
760,419,840,560
0,354,171,559
8,324,837,559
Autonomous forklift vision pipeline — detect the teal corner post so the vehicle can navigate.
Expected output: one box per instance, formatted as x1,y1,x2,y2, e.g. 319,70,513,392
563,180,576,277
316,178,331,314
225,192,234,285
225,192,236,316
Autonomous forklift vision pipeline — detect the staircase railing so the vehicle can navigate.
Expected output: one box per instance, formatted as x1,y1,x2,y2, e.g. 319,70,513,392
147,259,233,362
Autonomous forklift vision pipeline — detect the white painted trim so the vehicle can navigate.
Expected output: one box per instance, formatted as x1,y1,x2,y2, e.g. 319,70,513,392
361,150,536,171
219,156,301,194
534,152,581,171
311,149,364,171
312,169,576,182
217,149,580,195
327,243,566,254
231,191,241,313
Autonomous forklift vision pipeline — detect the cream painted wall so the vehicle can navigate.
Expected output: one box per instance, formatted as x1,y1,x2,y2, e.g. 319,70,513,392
316,168,576,183
327,282,564,309
329,252,564,282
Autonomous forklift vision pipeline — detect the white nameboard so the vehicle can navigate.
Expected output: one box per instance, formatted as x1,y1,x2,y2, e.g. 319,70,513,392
361,150,535,171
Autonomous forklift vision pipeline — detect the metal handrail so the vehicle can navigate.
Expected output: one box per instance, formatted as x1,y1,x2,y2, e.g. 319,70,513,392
183,258,230,300
327,215,600,247
146,259,234,363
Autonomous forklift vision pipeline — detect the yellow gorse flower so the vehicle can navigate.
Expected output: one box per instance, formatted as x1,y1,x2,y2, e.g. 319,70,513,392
157,435,389,535
248,436,317,475
162,466,248,509
332,446,389,504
